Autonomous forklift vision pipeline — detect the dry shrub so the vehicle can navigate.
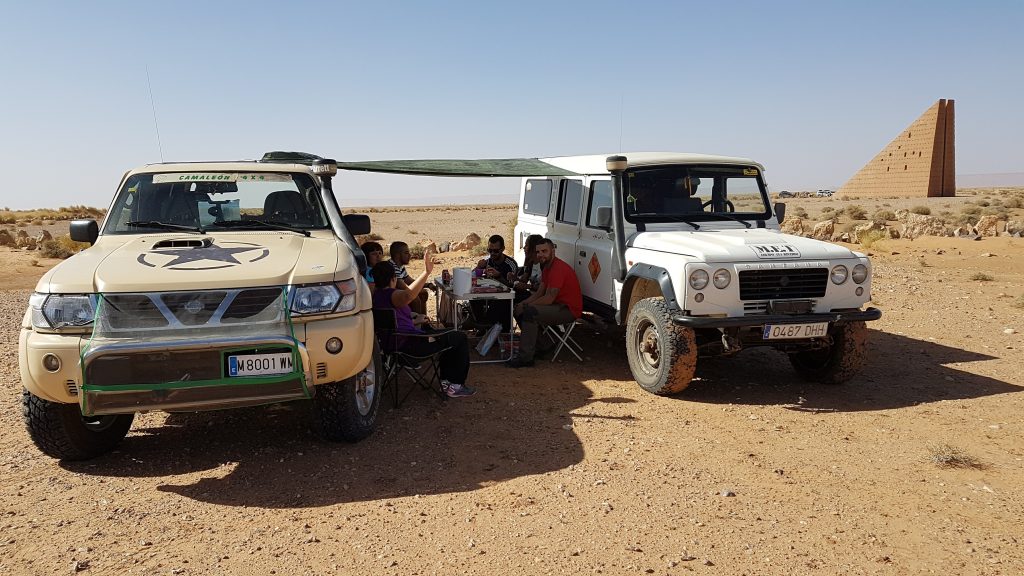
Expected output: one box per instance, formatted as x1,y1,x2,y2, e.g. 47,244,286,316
970,272,993,282
469,244,487,257
928,444,985,469
1013,295,1024,309
820,206,835,214
955,214,979,226
859,229,885,249
961,205,982,216
976,200,990,207
872,209,896,222
40,235,90,259
845,204,867,220
1004,197,1023,209
366,232,384,241
793,206,808,218
910,205,931,215
408,243,425,260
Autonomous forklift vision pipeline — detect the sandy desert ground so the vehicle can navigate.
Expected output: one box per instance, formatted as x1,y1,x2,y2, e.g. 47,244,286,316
1,196,1022,575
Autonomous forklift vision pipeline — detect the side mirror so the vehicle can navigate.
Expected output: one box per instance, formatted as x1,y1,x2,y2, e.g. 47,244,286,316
773,202,786,223
70,219,99,245
343,214,371,236
596,206,613,229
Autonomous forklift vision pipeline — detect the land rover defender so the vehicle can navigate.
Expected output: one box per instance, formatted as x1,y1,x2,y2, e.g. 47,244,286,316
513,153,881,394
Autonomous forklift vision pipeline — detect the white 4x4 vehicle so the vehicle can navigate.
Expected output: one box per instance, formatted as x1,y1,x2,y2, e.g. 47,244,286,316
514,153,881,394
20,153,381,460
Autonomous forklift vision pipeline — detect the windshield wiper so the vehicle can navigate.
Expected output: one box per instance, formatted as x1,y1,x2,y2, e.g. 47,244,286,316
630,213,700,230
702,213,752,228
125,220,205,234
210,219,311,237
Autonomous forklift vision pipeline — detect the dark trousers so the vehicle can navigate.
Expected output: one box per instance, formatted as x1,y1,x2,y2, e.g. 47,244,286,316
470,299,513,332
513,303,577,361
400,330,470,385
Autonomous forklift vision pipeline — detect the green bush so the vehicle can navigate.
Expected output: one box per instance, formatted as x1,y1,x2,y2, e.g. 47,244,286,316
910,205,931,215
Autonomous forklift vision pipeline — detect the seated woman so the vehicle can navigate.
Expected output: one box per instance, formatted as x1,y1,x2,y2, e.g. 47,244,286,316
370,251,474,398
510,234,544,304
360,241,385,289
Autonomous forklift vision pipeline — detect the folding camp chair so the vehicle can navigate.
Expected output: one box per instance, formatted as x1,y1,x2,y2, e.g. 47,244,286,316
372,309,453,407
542,319,584,362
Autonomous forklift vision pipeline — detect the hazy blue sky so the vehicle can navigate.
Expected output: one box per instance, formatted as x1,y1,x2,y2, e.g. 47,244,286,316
1,0,1020,208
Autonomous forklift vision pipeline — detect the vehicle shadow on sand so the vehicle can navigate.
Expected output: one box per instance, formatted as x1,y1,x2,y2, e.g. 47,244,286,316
681,329,1021,411
60,355,633,508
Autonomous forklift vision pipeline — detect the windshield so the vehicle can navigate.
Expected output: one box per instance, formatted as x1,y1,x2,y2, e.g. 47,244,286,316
623,164,771,223
103,171,329,234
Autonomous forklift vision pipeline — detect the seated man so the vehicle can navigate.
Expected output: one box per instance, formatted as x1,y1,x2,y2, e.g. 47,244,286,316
371,252,474,398
507,238,582,368
388,241,430,315
471,234,518,331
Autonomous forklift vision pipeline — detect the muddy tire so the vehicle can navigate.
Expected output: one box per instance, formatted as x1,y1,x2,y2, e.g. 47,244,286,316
625,297,698,395
22,389,134,461
311,342,382,442
788,321,868,384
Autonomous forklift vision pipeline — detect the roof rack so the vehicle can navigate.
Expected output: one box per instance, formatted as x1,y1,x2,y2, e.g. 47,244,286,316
259,151,324,165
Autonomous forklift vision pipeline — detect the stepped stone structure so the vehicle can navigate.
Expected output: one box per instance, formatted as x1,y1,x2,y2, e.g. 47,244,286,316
839,99,955,197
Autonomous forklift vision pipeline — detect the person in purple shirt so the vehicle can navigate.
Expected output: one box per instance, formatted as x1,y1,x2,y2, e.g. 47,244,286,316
370,251,474,398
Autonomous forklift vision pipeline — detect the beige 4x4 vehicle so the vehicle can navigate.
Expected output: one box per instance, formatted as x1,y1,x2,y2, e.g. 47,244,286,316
20,153,380,460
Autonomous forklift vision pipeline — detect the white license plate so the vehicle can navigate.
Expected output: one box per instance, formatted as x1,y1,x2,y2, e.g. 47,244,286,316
762,322,829,340
228,352,295,377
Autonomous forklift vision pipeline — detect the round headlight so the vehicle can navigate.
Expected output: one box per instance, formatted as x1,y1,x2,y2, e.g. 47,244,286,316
689,269,709,290
852,264,868,284
712,268,731,289
830,265,849,285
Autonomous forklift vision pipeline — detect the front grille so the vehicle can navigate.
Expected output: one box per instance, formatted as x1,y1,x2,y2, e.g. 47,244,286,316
100,288,283,329
738,268,828,300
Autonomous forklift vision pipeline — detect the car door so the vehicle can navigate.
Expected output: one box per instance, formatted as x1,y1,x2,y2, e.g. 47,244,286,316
514,178,555,263
550,178,584,265
574,178,616,315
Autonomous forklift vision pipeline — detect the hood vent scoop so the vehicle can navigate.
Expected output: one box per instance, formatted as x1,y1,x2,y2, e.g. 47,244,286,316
153,238,213,249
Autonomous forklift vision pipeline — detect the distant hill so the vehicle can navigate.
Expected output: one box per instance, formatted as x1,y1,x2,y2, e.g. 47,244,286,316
956,173,1024,187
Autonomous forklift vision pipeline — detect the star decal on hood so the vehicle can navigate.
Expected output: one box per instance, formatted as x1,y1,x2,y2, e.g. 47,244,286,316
137,241,270,270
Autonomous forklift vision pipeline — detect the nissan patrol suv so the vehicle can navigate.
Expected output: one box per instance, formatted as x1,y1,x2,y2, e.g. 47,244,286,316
20,153,381,459
513,153,881,394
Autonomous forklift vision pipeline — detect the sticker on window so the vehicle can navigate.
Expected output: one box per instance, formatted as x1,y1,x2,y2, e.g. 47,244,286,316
152,173,291,183
743,168,759,176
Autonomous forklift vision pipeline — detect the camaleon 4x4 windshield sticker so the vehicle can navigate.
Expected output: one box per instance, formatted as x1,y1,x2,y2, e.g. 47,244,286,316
151,173,292,183
749,244,801,259
137,241,270,270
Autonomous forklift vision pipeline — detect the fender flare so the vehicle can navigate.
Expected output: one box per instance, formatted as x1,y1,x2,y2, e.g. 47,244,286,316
617,264,681,324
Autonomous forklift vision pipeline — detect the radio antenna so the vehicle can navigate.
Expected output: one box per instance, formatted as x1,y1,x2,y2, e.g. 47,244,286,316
145,65,165,162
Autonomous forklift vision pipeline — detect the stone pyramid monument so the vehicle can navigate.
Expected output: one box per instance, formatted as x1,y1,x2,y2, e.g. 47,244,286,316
839,99,955,197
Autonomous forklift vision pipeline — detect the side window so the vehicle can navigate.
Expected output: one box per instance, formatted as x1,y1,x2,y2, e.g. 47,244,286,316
586,180,612,229
556,179,583,225
523,179,552,216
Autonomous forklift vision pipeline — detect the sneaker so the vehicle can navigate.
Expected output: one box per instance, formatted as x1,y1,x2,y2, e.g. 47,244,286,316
443,381,476,398
506,355,535,368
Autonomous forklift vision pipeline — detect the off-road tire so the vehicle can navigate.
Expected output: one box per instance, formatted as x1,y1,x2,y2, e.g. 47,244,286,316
625,297,698,395
21,389,134,461
788,321,868,384
311,342,382,442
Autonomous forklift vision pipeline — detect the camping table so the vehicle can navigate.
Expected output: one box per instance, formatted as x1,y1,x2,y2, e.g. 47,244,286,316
434,277,515,364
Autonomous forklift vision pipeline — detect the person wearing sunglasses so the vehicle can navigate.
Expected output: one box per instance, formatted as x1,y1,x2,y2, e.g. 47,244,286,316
471,235,519,332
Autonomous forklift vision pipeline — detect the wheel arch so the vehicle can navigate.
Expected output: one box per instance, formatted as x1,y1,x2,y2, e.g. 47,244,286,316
617,264,681,324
